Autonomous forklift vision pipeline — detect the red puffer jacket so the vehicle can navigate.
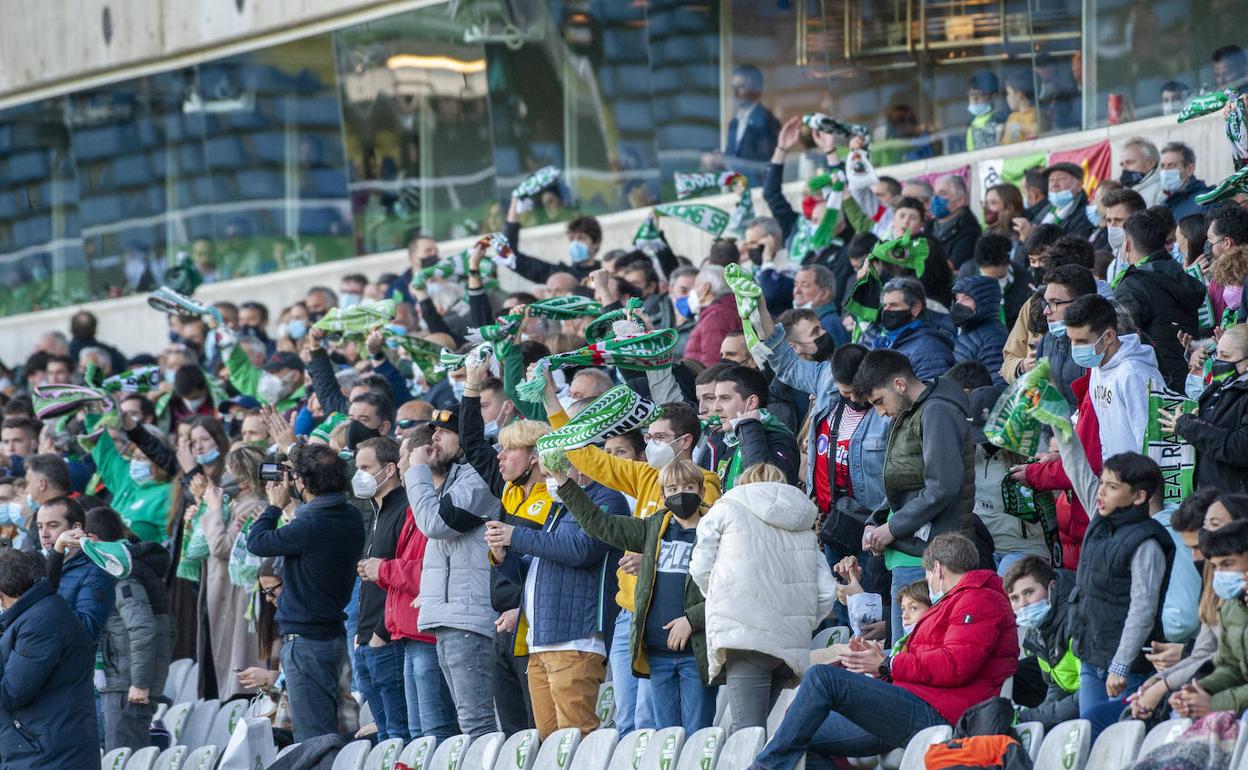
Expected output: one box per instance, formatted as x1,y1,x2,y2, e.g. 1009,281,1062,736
1024,374,1100,569
376,507,437,644
683,293,743,368
890,569,1019,724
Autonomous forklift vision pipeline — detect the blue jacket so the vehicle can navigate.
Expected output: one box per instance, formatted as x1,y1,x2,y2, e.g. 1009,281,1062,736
762,324,889,511
497,483,628,648
58,549,116,643
0,578,98,770
874,320,956,380
725,103,781,177
951,275,1008,386
756,266,794,318
248,492,366,639
1163,176,1210,222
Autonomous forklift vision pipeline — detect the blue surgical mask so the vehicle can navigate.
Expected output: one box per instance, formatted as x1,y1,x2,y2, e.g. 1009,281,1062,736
1160,168,1182,193
1185,372,1208,401
1085,204,1101,227
569,240,591,264
1015,600,1051,629
1050,188,1074,210
451,379,467,400
129,458,153,484
1107,226,1126,254
25,494,39,513
901,623,915,637
967,102,992,117
0,502,23,526
930,195,951,219
1170,242,1183,262
339,292,361,309
1048,320,1067,338
483,419,499,442
1213,570,1247,600
927,574,946,604
674,296,692,318
284,319,308,340
196,448,220,466
1071,331,1107,369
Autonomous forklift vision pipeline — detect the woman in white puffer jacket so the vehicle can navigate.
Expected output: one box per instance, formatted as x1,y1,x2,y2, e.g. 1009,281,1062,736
689,464,838,730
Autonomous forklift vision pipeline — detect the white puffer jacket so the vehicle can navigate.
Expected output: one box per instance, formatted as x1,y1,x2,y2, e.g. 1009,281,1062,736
690,481,838,682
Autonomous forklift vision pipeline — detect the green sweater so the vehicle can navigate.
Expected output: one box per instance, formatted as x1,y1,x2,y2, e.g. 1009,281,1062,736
1199,597,1248,713
558,479,713,684
88,421,174,543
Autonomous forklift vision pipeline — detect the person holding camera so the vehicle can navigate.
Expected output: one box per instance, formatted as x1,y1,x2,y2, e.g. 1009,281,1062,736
247,444,366,742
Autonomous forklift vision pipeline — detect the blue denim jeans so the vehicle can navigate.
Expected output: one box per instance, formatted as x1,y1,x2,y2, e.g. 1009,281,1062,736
647,653,716,731
889,565,927,646
1077,662,1147,742
610,609,653,733
355,641,410,742
405,639,458,740
281,634,346,742
435,629,497,738
752,665,947,770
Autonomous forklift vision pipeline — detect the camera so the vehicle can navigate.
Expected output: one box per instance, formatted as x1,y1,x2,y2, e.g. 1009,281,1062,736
259,462,287,482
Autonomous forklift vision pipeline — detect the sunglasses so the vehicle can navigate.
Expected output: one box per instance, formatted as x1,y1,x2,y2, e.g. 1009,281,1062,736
430,409,454,424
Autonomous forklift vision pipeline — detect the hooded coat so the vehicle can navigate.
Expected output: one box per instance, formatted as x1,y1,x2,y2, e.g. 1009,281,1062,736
689,482,837,681
952,275,1008,386
1086,333,1165,460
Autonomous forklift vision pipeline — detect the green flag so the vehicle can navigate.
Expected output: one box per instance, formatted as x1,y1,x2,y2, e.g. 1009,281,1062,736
654,203,730,238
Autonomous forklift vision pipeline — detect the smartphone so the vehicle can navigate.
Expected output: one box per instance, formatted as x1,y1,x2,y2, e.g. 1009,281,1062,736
259,462,286,482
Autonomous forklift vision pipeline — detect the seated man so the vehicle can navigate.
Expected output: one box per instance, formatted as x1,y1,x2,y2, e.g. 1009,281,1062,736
1004,557,1080,729
748,533,1017,769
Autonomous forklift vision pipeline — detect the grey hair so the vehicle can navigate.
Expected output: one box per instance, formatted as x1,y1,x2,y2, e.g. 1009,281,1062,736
904,179,934,199
570,367,613,397
1161,141,1196,167
336,367,361,392
939,174,969,199
1124,136,1160,166
746,216,784,244
798,264,839,302
696,264,730,296
882,276,927,309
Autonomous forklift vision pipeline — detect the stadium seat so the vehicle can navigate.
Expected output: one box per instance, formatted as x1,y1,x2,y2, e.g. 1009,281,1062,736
533,728,581,770
1137,718,1190,761
845,758,879,769
1231,714,1248,769
208,698,248,750
358,700,374,728
463,732,506,770
1014,721,1045,762
153,703,169,722
176,663,199,704
675,727,724,770
151,745,187,770
162,702,194,744
809,626,851,649
1085,719,1144,768
638,727,685,770
766,689,798,738
569,729,619,770
364,738,405,770
1034,719,1091,770
102,747,131,770
717,726,765,770
596,682,616,728
428,735,472,770
332,739,374,770
163,658,193,702
125,746,160,770
275,743,302,762
877,748,904,770
494,729,541,770
398,736,439,770
181,745,218,770
897,725,953,770
606,730,653,770
180,698,220,749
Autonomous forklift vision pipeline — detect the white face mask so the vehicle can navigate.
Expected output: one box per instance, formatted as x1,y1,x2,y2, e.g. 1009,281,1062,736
545,478,562,503
451,379,467,400
182,396,206,411
351,467,386,499
686,288,703,315
1107,225,1126,254
645,438,679,469
339,293,362,309
257,372,287,405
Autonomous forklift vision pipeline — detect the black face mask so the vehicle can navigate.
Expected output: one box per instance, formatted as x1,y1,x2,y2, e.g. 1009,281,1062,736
813,333,837,362
240,324,268,341
845,397,872,412
880,309,913,331
1030,265,1047,287
1119,169,1145,186
515,465,534,488
1210,358,1245,381
346,420,381,451
747,246,764,265
420,255,440,270
949,303,976,327
666,492,702,519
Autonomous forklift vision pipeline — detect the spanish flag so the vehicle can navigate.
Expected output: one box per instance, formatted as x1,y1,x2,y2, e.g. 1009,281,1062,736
1047,139,1112,198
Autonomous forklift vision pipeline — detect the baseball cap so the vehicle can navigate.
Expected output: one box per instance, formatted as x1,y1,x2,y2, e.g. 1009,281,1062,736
263,352,305,374
218,395,261,414
427,406,460,433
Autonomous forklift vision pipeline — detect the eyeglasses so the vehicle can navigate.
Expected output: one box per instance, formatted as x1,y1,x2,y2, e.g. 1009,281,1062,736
397,418,419,430
260,583,282,598
1040,297,1076,309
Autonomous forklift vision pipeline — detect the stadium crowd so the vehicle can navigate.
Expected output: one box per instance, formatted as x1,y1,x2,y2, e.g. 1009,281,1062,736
4,82,1248,770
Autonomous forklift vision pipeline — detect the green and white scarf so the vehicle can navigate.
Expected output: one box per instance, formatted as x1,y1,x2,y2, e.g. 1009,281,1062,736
313,298,397,339
1197,165,1248,206
515,329,679,403
536,385,660,470
655,203,730,238
513,166,561,199
1177,90,1232,123
724,264,764,353
527,295,603,320
584,298,645,344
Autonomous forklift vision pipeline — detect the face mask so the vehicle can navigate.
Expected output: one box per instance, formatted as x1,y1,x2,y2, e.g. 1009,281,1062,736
1170,242,1184,262
1224,285,1244,309
347,420,382,451
451,379,467,400
25,494,39,513
1085,204,1101,227
545,478,562,503
1071,331,1108,369
1185,372,1208,401
1160,168,1182,192
928,576,946,604
1050,188,1074,210
483,420,499,442
183,396,206,412
0,502,23,526
352,467,387,499
747,246,764,264
1107,226,1126,254
686,289,703,316
339,293,361,309
1119,169,1145,186
674,296,692,318
196,448,220,466
240,324,267,340
901,623,915,636
283,319,308,340
930,195,951,219
880,308,913,332
1211,358,1245,381
1213,570,1247,600
813,333,837,362
129,459,153,484
967,102,992,117
257,372,287,405
645,438,679,469
569,240,591,264
665,492,702,519
1015,601,1051,629
949,303,975,327
983,208,999,226
163,369,178,384
1047,320,1067,338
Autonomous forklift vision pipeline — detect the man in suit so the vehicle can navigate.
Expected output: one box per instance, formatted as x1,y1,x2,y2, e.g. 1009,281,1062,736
725,64,780,182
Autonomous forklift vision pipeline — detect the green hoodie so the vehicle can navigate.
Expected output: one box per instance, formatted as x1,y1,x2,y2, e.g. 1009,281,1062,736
87,416,175,543
225,344,305,412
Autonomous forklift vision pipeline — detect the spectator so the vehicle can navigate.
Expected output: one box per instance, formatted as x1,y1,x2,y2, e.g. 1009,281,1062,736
981,183,1026,244
1160,81,1191,117
0,417,38,477
68,309,128,375
1213,44,1248,90
1023,168,1050,223
1037,264,1098,405
724,64,781,175
690,464,837,729
247,444,367,742
1004,557,1080,729
1043,162,1096,240
852,350,973,644
967,231,1031,328
870,278,955,380
1164,324,1248,493
684,265,743,368
792,265,848,345
949,275,1008,386
749,533,1017,766
963,71,1007,152
0,547,99,769
1159,142,1211,221
41,496,115,642
1100,186,1148,284
503,206,604,284
931,174,981,269
93,414,176,543
1119,137,1162,205
1002,71,1039,144
19,452,69,546
708,366,799,489
1208,204,1248,325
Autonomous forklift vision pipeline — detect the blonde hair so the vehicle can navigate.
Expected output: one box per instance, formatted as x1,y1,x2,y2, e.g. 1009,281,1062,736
658,457,704,492
498,420,551,450
736,463,785,486
1212,246,1248,287
1222,324,1248,359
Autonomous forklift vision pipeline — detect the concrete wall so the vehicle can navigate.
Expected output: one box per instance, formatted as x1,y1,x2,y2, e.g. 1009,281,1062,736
0,111,1231,365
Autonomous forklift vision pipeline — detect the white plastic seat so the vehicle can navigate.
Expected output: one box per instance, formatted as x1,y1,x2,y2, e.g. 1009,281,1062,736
463,732,506,770
596,683,616,729
163,658,193,702
399,736,439,770
429,735,472,770
162,702,194,744
275,743,302,762
1014,721,1045,762
153,702,169,722
712,691,733,734
570,728,620,770
359,700,374,728
766,689,798,739
1085,719,1144,768
125,746,160,770
845,757,878,769
675,727,724,770
180,698,220,750
208,699,248,753
897,725,952,770
809,626,851,649
1231,715,1248,770
175,662,200,704
494,729,541,770
181,745,218,770
332,739,374,770
638,727,685,770
365,738,406,770
1138,718,1190,760
1034,719,1091,770
533,728,582,770
877,748,903,770
606,730,653,770
102,747,132,770
717,726,765,770
151,745,188,770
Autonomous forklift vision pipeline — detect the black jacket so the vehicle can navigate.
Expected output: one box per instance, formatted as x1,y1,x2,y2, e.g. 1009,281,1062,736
722,415,801,488
1017,570,1081,728
934,207,983,269
1113,250,1207,391
1056,192,1096,240
357,484,410,644
1176,374,1248,494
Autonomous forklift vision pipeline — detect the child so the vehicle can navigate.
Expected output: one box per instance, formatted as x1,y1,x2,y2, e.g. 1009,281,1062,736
1004,556,1080,728
895,580,933,650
